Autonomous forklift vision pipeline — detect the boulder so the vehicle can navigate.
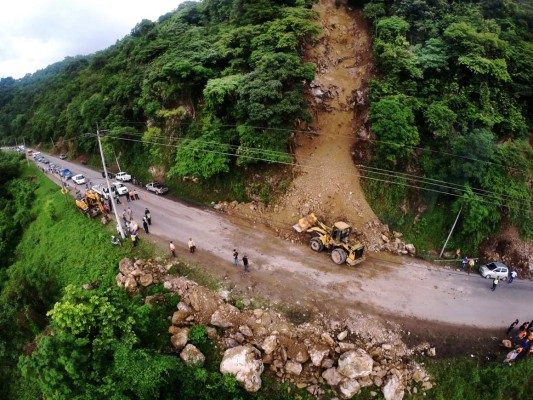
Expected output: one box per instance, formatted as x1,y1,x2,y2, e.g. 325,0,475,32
422,381,433,390
339,379,361,399
139,273,153,287
412,369,426,383
124,276,137,292
337,349,373,379
382,375,404,400
239,325,253,337
337,330,348,341
171,328,189,350
427,347,436,357
220,345,264,393
210,303,240,328
322,367,342,386
116,273,125,287
339,342,357,352
405,244,416,254
261,335,278,355
287,342,309,363
285,361,302,376
118,258,134,275
180,344,205,366
172,310,191,326
206,326,218,340
308,343,330,366
321,332,336,346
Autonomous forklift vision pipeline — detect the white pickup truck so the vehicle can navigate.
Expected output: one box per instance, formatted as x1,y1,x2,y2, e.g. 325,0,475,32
115,172,132,182
112,182,129,195
91,184,118,200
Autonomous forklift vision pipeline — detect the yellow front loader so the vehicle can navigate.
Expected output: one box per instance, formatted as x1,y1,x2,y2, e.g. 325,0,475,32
293,213,365,266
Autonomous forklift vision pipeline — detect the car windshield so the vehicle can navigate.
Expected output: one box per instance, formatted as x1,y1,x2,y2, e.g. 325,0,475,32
486,263,497,270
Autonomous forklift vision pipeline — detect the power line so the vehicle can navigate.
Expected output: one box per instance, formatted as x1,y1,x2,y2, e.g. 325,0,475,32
104,135,532,213
115,120,524,172
108,130,532,206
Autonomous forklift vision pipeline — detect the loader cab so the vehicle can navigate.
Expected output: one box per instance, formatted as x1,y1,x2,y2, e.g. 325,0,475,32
332,222,352,242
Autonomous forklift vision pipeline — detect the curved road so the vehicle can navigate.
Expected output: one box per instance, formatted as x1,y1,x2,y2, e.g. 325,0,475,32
36,154,533,329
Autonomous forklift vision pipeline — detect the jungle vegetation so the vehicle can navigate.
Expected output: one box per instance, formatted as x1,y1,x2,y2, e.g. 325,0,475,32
359,0,532,253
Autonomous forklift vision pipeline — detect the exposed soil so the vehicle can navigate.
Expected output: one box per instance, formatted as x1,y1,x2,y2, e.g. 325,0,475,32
231,0,378,239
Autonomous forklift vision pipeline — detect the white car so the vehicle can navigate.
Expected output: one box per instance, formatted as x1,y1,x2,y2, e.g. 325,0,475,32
72,174,86,185
479,262,509,280
115,172,132,182
112,182,129,195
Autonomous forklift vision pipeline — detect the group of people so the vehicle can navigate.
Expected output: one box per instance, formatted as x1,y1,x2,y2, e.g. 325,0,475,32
233,249,250,272
125,189,140,202
502,319,533,366
116,207,152,247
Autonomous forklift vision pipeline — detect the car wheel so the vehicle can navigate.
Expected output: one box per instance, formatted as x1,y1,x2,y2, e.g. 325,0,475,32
485,274,491,279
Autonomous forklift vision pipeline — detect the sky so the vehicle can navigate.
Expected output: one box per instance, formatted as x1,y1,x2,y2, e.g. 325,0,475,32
0,0,185,79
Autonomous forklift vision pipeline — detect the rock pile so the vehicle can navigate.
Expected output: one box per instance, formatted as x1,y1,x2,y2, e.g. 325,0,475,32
116,258,434,399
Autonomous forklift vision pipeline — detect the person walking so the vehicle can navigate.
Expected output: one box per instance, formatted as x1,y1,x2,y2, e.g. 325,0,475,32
233,249,239,266
134,189,140,200
507,319,520,335
491,276,500,291
145,208,151,225
242,255,249,272
126,190,131,202
129,189,135,201
169,241,176,257
188,238,196,253
509,270,517,283
142,217,149,234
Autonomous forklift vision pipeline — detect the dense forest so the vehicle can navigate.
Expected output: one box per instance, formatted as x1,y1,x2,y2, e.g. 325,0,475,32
359,0,533,251
0,0,531,252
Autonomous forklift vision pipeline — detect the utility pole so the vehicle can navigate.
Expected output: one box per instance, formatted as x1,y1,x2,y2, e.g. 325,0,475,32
50,137,55,148
113,149,122,173
96,126,125,239
439,206,463,259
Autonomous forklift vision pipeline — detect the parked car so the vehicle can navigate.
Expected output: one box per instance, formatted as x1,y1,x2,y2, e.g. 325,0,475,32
101,171,116,179
145,181,169,195
479,262,509,280
33,152,41,158
115,171,132,182
72,174,86,185
60,168,73,180
112,182,129,195
59,154,67,160
40,158,50,164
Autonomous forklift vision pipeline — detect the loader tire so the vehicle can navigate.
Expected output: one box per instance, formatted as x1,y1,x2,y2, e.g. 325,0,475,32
309,237,324,252
331,248,347,265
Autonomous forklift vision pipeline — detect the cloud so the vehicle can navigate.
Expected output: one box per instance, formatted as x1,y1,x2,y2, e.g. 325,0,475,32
0,0,184,79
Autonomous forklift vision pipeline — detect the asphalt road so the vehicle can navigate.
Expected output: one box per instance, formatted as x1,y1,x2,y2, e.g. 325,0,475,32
35,154,533,329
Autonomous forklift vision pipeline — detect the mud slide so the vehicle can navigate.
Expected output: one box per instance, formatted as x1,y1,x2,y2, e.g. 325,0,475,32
270,0,377,232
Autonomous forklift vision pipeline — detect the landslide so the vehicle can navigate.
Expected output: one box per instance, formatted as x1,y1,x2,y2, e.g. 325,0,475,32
226,0,384,248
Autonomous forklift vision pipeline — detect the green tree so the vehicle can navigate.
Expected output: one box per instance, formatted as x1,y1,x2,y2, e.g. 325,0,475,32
369,96,419,164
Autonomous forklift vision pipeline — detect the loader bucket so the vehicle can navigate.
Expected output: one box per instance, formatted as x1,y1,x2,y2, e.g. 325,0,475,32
293,213,318,233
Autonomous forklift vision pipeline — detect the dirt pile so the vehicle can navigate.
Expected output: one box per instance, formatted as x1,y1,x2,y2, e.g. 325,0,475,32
119,257,436,399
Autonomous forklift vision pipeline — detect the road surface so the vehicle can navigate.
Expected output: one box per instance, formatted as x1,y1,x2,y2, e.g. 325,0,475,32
36,154,533,329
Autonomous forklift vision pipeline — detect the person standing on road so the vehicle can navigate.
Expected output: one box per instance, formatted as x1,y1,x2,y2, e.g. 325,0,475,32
145,208,151,225
188,238,196,253
169,241,176,257
491,276,500,291
131,231,138,247
468,258,475,274
126,190,131,202
507,319,519,335
461,256,468,271
233,249,239,266
509,270,517,283
242,255,249,272
134,189,140,200
126,207,133,221
122,209,127,223
142,217,149,234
